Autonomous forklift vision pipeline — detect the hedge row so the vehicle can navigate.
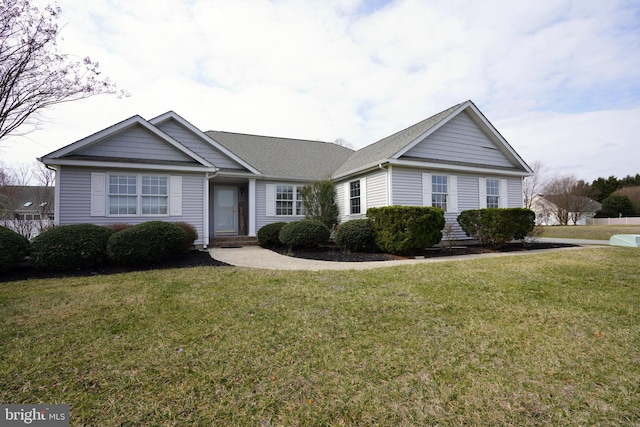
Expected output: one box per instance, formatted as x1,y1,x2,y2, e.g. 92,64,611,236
257,207,536,255
457,208,535,248
0,221,198,271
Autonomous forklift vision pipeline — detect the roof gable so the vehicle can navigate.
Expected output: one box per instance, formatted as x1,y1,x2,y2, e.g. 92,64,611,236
333,100,533,178
150,112,260,174
40,115,215,170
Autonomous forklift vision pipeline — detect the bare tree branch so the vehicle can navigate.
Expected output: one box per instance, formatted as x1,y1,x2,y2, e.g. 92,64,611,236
0,0,127,142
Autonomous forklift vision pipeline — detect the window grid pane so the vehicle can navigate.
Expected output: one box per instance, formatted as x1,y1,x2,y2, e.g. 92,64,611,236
276,185,294,216
432,175,448,211
487,179,499,208
109,175,137,215
350,181,361,214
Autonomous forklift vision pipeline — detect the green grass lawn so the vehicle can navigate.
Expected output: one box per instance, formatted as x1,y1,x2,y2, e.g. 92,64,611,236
2,247,639,425
541,224,640,240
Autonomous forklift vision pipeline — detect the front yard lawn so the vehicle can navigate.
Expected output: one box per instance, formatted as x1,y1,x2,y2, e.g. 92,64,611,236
1,247,639,425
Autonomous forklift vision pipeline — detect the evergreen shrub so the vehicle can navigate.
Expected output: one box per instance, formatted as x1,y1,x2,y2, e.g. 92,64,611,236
31,224,114,270
279,219,330,249
334,219,378,252
367,206,445,256
0,226,30,271
457,208,535,248
107,221,188,266
257,222,287,247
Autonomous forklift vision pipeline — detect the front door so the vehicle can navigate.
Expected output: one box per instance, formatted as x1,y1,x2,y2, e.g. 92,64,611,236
214,186,238,234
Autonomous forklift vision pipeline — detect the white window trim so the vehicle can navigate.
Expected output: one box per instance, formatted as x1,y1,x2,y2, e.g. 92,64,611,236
343,177,367,217
91,172,181,218
265,183,306,217
423,173,458,213
479,177,508,209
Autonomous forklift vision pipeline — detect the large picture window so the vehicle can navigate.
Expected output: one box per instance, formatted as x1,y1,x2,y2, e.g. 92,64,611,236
431,175,448,211
108,174,168,216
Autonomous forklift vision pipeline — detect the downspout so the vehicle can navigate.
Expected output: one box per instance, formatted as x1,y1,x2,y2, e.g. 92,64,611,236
203,170,218,248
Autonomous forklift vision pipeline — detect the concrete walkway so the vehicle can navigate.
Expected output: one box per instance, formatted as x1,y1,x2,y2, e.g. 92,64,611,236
210,238,605,271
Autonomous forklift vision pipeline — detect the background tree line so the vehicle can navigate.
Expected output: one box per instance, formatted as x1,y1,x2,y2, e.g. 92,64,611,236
524,161,640,225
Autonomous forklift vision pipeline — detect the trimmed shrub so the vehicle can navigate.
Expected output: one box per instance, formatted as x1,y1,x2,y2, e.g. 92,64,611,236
174,222,198,249
257,222,287,247
105,223,134,233
334,219,378,252
0,226,30,271
107,221,188,266
279,219,330,249
367,206,445,256
457,208,535,248
31,224,114,270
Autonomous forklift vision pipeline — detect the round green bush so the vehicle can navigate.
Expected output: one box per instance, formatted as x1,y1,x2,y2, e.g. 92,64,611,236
257,222,286,247
368,206,445,255
31,224,114,270
0,226,30,271
279,219,330,249
335,219,378,252
174,221,198,250
107,221,188,266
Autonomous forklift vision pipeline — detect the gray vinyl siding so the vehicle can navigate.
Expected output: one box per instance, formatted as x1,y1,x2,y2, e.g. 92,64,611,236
366,170,388,208
156,120,246,170
403,111,514,169
77,126,194,162
57,166,205,245
390,167,423,206
254,180,307,232
507,178,524,207
336,170,389,223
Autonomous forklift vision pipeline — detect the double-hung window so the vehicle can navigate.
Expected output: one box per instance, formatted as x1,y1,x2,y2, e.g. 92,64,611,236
141,176,168,214
275,185,304,216
486,178,500,208
108,174,168,215
109,175,138,215
431,175,448,211
350,180,361,214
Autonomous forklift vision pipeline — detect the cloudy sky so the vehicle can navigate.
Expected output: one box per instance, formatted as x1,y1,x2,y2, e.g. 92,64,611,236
3,0,639,182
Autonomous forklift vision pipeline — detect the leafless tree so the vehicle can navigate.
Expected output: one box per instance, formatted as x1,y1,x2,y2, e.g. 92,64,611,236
333,137,355,150
523,160,553,210
543,175,594,225
0,0,126,142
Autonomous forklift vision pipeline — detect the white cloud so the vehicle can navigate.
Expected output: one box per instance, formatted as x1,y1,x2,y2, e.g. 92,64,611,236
2,0,639,184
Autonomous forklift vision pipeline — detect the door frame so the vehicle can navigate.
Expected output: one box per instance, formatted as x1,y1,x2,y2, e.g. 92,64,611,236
213,185,238,235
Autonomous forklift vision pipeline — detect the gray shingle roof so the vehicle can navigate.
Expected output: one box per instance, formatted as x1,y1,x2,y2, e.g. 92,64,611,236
206,131,354,180
332,102,462,177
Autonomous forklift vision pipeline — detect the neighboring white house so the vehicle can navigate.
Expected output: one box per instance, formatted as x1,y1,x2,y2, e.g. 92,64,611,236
531,194,602,226
0,186,55,238
39,100,533,247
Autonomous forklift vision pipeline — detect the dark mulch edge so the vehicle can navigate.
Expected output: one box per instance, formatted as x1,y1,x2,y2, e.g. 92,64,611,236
1,250,230,283
270,242,577,262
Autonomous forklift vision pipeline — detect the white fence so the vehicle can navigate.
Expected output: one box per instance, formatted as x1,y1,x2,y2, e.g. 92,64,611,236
587,217,640,226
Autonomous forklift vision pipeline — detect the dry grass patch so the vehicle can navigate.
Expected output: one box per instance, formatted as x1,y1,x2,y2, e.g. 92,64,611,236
541,224,640,240
1,248,639,425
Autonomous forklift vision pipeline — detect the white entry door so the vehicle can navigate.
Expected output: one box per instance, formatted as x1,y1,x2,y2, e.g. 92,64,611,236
214,186,238,234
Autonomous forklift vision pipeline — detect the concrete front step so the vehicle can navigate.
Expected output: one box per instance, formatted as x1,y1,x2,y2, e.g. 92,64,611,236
210,236,258,247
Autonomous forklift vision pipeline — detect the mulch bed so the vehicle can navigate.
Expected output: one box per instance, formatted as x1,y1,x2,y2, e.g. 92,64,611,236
270,242,576,262
2,242,575,283
1,250,229,283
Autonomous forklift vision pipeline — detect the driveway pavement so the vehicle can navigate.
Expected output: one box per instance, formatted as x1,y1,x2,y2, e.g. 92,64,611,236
210,238,605,271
